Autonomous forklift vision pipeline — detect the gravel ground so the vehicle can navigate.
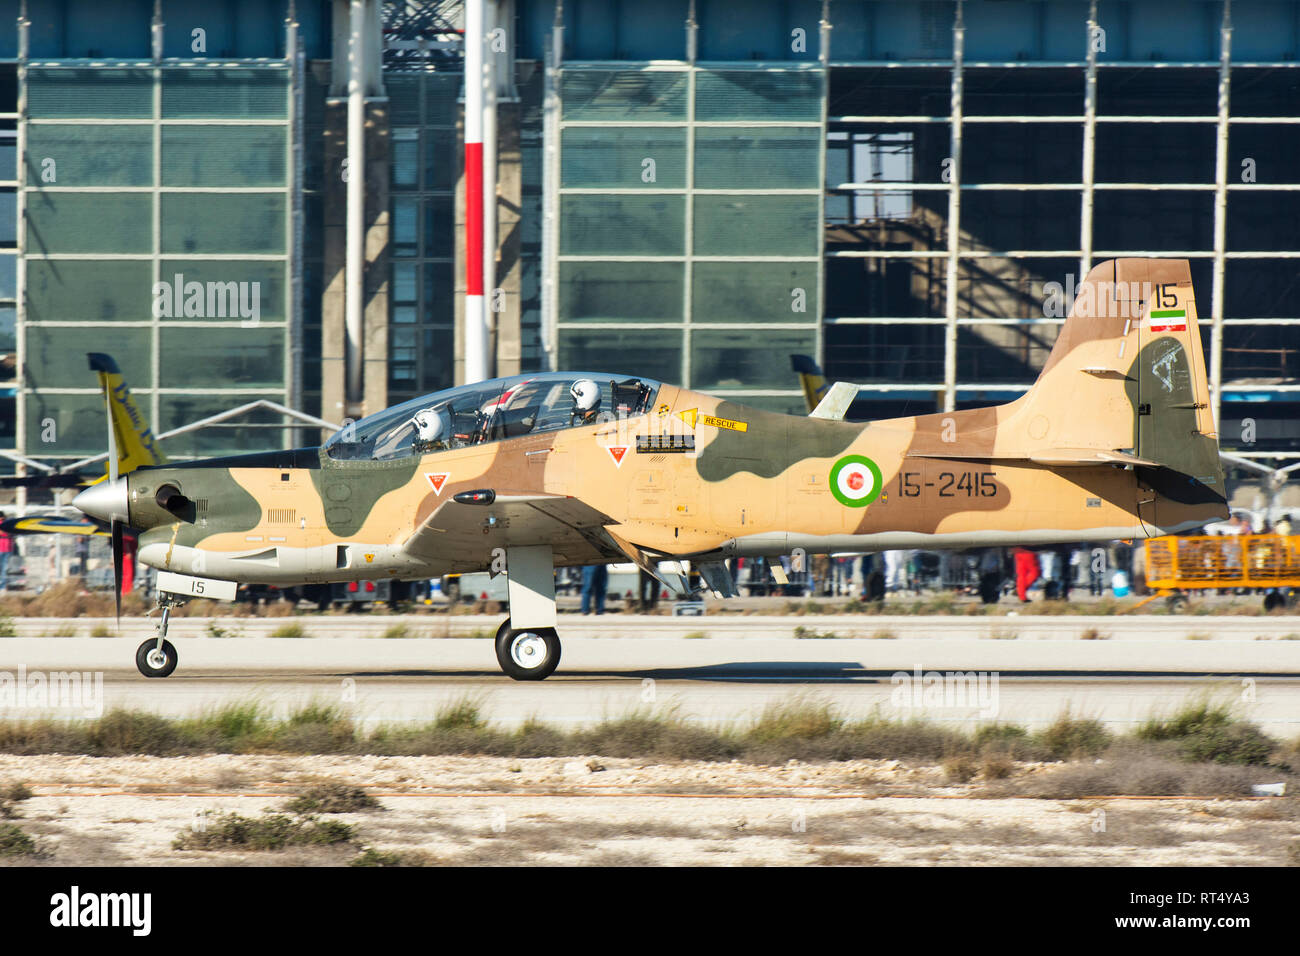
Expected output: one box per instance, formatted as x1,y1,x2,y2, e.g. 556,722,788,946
1,753,1297,866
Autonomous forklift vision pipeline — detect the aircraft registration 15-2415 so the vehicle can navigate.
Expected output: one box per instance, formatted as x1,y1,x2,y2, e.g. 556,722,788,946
73,258,1227,680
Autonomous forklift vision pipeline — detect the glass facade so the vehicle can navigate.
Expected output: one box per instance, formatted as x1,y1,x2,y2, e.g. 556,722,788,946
20,64,292,459
553,65,823,412
385,72,459,406
0,0,1292,494
820,9,1300,459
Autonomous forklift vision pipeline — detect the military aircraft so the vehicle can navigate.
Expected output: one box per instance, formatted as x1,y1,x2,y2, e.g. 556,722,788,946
74,258,1227,680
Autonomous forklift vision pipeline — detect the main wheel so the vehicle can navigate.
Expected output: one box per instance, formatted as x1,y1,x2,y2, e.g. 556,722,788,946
1263,592,1285,612
135,638,178,678
495,620,561,681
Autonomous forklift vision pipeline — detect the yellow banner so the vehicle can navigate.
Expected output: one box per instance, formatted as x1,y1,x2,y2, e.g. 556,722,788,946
677,408,748,432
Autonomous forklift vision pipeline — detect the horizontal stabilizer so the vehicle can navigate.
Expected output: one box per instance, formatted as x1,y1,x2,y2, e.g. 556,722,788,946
1028,448,1160,468
809,381,858,420
907,448,1159,467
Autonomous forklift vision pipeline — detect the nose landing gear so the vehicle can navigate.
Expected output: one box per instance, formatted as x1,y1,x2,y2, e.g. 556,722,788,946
136,593,187,678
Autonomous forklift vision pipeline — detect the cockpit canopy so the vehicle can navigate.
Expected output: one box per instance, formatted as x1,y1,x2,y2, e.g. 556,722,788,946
324,372,661,461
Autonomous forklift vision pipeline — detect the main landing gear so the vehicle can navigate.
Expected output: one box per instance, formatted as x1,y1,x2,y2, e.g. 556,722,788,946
494,620,562,681
136,592,187,678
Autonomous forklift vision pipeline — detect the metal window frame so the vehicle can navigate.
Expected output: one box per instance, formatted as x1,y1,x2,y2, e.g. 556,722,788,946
386,73,459,403
17,57,296,462
821,0,1297,438
551,59,825,398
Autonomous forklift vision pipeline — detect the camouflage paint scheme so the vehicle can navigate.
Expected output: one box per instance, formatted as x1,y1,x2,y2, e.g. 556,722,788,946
125,258,1227,586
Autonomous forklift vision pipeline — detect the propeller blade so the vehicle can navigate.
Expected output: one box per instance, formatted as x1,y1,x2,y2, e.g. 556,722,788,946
111,519,124,624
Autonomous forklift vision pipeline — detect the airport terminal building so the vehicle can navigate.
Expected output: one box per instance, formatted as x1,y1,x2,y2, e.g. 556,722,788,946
0,0,1297,504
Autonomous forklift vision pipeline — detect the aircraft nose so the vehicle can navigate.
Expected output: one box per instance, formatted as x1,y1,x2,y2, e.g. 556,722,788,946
72,477,129,524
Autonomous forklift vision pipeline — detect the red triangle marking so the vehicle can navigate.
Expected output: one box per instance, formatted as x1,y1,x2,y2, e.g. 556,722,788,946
608,446,628,467
425,472,449,494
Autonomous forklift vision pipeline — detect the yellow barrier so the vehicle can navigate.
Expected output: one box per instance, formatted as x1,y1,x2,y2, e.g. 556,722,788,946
1145,534,1300,591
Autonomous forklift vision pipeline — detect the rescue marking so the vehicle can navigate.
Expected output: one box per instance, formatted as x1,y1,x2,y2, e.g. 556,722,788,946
677,408,748,432
608,446,628,467
425,473,449,495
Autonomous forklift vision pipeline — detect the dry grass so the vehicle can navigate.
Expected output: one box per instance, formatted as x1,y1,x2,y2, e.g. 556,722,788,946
0,822,39,857
943,755,978,783
0,781,33,818
269,622,309,638
284,784,381,815
1137,700,1276,765
173,812,355,851
351,847,439,867
1009,742,1288,798
1037,712,1113,759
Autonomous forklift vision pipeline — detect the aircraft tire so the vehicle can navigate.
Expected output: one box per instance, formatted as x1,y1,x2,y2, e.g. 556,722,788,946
495,620,561,681
135,638,178,678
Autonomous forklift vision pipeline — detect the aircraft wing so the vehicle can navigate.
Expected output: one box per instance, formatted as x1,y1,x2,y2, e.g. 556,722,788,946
402,492,622,569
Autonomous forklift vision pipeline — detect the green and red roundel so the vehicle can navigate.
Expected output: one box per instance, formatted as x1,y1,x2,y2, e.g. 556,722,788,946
829,454,883,507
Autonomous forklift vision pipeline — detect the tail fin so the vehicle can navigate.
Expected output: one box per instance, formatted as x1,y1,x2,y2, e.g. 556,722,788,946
905,259,1227,533
1012,258,1226,531
89,352,166,478
791,354,829,413
1017,259,1220,470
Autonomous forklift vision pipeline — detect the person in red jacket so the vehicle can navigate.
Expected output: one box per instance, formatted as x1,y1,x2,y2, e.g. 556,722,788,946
1013,547,1040,603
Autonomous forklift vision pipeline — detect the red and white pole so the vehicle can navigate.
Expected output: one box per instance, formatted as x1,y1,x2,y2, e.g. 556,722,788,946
463,0,488,383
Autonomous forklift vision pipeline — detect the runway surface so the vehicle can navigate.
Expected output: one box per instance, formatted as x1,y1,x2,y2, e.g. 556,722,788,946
3,634,1298,734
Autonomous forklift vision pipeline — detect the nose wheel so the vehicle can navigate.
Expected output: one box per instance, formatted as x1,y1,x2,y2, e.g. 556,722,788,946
136,593,186,678
135,638,178,678
495,619,561,681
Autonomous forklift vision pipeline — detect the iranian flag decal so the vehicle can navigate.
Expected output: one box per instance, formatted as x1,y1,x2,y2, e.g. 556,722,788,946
1149,308,1187,333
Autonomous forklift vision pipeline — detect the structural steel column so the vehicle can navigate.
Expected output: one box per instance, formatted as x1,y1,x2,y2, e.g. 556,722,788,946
540,3,563,371
345,0,366,410
682,2,697,388
463,0,488,383
482,0,499,375
942,1,965,413
1079,0,1098,282
1211,0,1232,431
816,0,830,373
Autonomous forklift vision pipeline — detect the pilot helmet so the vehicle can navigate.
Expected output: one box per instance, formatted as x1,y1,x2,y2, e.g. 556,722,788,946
412,406,448,443
570,379,600,412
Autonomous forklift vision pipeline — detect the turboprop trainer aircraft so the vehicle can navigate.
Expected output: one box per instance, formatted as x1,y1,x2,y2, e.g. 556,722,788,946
74,258,1227,680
